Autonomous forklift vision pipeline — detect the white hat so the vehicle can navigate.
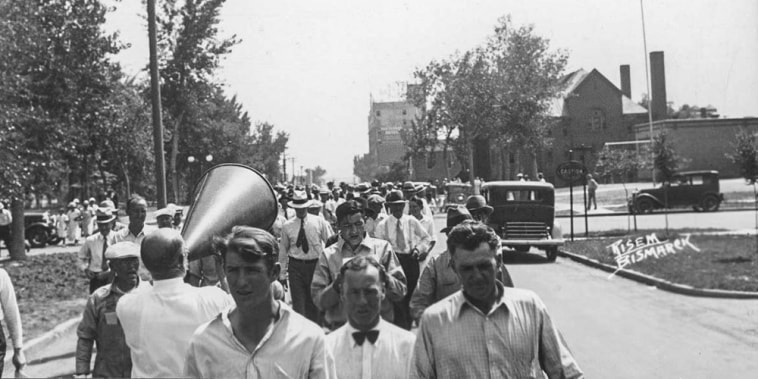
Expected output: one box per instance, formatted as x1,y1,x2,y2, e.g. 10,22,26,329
104,241,140,260
309,199,323,208
154,207,175,219
288,190,312,209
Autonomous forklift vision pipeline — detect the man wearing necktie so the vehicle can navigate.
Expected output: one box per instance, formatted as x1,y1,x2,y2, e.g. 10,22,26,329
325,256,415,379
78,208,117,294
279,190,334,323
375,190,431,330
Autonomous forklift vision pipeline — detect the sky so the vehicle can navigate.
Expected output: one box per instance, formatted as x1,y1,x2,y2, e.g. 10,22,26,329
104,0,758,183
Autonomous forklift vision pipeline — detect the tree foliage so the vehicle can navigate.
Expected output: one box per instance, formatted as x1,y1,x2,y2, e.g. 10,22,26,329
595,146,650,184
727,130,758,184
353,154,382,182
652,132,688,183
376,162,409,183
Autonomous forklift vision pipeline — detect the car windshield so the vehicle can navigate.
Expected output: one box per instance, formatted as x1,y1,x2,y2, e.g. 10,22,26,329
486,187,549,203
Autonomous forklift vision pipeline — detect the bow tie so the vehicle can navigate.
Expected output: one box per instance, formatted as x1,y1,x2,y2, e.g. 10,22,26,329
352,330,379,346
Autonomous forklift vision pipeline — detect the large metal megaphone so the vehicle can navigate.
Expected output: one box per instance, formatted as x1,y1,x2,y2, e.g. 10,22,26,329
182,164,278,261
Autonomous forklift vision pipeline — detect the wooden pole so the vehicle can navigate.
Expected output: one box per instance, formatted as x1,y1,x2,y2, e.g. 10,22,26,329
148,0,167,208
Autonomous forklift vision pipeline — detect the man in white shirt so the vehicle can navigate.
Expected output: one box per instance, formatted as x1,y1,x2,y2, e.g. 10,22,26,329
0,267,25,375
0,202,12,255
185,226,334,378
326,255,415,379
116,229,233,378
108,195,154,281
78,208,117,293
279,190,333,323
364,194,386,238
375,190,431,329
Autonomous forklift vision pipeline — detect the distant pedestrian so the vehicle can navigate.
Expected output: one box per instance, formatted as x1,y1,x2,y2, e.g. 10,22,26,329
75,242,148,378
55,207,68,241
109,195,153,281
154,207,175,229
0,268,26,375
0,202,12,253
587,174,599,210
465,195,494,225
67,202,82,245
538,172,546,182
78,208,117,294
81,200,94,238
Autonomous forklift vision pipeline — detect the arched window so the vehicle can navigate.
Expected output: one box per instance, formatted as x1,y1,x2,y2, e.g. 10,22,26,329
589,108,606,130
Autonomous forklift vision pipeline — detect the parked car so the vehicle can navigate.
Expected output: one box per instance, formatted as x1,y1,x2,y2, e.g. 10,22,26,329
441,183,473,213
481,181,564,261
628,170,724,213
24,210,61,248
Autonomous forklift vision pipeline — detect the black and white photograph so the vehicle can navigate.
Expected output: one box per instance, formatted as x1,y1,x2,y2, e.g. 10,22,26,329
1,0,757,377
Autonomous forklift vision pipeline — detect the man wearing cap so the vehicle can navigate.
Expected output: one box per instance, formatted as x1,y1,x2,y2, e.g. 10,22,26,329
154,207,175,229
364,194,386,238
311,200,406,330
116,229,233,378
109,195,153,281
75,242,148,378
465,194,494,224
325,256,415,379
279,190,334,323
375,190,431,329
78,208,117,294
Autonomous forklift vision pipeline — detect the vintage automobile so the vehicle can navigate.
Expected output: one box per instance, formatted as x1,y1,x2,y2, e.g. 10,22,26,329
441,182,473,213
24,210,61,248
628,170,724,213
481,181,564,262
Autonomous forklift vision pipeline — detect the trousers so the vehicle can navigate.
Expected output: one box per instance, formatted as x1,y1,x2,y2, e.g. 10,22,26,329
394,253,420,330
288,258,320,323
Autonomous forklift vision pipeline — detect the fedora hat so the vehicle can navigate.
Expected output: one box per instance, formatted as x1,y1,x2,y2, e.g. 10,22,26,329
465,195,493,215
288,189,312,209
367,194,386,206
441,206,473,233
95,208,116,224
385,190,406,204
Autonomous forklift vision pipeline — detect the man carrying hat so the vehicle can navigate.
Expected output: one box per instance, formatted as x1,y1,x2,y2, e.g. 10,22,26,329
75,242,148,378
375,190,431,329
78,208,117,294
279,190,334,323
465,195,494,224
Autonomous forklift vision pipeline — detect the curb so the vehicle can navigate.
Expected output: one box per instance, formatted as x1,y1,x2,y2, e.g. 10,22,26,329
3,317,80,370
558,250,758,299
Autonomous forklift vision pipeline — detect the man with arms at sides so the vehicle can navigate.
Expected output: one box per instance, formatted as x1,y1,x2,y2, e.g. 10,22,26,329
116,229,233,378
375,190,431,330
109,195,153,281
279,190,333,323
185,226,334,378
311,200,406,331
78,208,117,294
409,196,436,253
326,256,415,379
363,194,386,238
75,242,148,378
411,222,582,379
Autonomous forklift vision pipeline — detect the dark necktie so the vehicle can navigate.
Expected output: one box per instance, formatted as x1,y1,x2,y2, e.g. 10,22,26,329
352,330,379,346
101,237,109,271
296,219,309,254
396,219,407,253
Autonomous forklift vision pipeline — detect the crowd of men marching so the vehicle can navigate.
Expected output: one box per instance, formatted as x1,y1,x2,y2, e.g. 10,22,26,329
59,179,584,378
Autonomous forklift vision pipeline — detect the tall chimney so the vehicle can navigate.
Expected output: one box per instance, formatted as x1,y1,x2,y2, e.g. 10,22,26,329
650,51,667,121
619,65,631,98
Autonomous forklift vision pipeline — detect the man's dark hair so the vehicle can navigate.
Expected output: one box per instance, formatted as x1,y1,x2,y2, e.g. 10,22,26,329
336,200,365,225
214,226,278,270
446,220,499,256
126,194,146,213
339,255,387,287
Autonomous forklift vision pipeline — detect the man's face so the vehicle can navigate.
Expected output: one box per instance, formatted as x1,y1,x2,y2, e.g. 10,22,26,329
157,215,173,228
470,210,489,224
339,213,365,248
452,241,498,303
409,201,423,218
225,250,278,309
173,213,182,226
388,203,405,218
320,193,329,202
295,207,308,219
109,257,140,287
97,222,112,236
128,200,147,228
342,265,385,330
368,203,383,217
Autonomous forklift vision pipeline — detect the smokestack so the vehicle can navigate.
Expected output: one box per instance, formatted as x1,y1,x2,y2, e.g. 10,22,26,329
650,51,667,121
619,65,631,98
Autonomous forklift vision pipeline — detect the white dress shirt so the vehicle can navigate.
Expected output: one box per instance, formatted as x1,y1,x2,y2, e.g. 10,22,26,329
375,214,432,255
116,277,233,378
78,232,109,273
185,302,335,378
325,319,415,379
279,214,333,270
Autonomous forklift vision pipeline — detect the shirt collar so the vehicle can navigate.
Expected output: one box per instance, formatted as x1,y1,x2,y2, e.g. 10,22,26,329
151,277,185,293
454,281,509,319
336,235,374,254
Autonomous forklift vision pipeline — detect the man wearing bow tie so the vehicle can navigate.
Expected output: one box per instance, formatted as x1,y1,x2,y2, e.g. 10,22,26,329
325,255,415,379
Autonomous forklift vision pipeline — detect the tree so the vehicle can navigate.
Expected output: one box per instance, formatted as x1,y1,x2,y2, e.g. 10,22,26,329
727,130,758,184
353,154,382,182
652,132,687,183
376,162,409,183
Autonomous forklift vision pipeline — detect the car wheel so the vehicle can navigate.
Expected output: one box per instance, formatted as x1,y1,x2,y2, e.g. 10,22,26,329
636,198,655,213
27,226,49,248
701,195,720,212
545,247,558,262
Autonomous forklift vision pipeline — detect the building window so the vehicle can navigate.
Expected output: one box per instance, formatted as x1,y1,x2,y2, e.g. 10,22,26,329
402,109,407,115
509,153,515,164
589,108,606,130
376,110,381,116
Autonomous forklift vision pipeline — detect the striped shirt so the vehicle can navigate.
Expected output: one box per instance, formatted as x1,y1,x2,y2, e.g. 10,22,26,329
184,302,335,378
411,283,583,379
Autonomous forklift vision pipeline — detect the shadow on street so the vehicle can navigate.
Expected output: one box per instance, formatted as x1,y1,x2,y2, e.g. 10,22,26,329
502,250,553,265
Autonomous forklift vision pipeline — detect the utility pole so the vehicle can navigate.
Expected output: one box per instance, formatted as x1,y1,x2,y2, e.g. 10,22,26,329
282,151,286,183
148,0,166,208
